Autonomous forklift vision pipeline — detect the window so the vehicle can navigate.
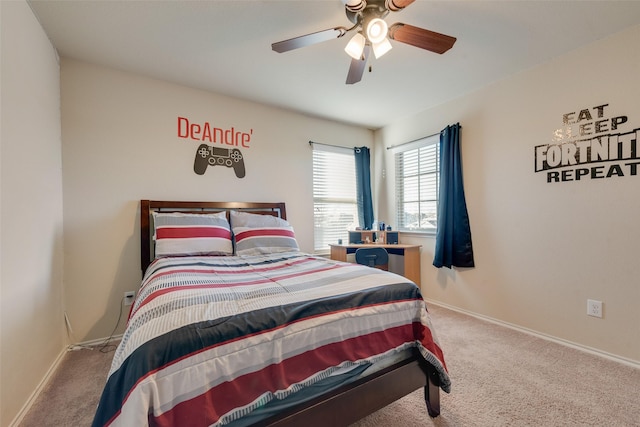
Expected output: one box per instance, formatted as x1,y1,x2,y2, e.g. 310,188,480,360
395,135,440,233
312,146,357,253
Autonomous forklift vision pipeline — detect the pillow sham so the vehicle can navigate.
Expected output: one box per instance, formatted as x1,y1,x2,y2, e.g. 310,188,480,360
229,210,290,228
233,225,300,255
153,211,233,258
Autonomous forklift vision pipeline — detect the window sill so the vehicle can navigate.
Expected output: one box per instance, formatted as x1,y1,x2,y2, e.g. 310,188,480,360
398,230,436,238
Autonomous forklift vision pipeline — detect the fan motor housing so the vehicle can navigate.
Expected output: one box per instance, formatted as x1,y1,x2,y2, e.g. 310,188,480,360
345,0,388,25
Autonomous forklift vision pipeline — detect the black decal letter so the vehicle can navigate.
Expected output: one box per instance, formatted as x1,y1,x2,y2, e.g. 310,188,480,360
593,104,608,118
612,116,628,130
591,166,605,179
575,168,589,180
563,112,576,125
577,109,593,122
546,145,562,168
594,119,608,134
625,161,640,176
561,169,574,181
535,145,548,171
606,164,624,178
579,123,593,136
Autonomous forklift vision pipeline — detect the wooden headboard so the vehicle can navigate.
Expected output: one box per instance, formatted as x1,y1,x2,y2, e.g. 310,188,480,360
140,200,287,274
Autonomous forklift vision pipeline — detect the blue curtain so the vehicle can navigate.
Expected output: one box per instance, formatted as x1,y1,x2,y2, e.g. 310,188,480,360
354,147,374,229
433,123,475,268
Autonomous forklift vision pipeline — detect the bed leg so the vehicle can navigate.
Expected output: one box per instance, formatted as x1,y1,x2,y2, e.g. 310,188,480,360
424,367,441,417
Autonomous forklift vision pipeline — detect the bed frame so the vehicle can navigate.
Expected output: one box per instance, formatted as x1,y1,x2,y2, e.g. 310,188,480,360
139,200,442,426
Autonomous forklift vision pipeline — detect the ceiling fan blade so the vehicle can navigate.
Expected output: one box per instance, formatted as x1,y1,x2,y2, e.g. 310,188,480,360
272,27,347,53
386,0,416,11
388,23,456,54
346,44,371,85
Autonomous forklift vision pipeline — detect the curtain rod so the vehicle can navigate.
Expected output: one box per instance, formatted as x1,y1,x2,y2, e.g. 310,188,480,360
386,131,440,150
308,140,353,151
385,125,462,150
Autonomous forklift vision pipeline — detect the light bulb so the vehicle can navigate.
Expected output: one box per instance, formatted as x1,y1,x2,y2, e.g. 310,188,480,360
372,38,392,58
366,18,388,44
345,33,366,60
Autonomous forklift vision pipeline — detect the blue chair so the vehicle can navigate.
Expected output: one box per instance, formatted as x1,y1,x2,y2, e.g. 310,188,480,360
355,247,389,270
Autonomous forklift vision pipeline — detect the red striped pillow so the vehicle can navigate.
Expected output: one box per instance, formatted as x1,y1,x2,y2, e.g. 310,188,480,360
233,226,299,255
153,212,232,258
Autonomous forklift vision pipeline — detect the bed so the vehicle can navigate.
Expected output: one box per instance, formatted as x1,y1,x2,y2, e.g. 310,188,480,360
92,200,450,427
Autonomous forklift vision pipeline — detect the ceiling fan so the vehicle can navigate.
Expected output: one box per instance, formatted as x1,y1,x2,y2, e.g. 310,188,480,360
271,0,456,85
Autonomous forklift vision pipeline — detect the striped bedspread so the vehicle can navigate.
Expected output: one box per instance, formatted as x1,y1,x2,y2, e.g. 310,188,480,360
92,252,450,427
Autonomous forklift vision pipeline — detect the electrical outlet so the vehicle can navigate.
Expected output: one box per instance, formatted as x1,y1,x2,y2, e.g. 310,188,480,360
587,299,603,318
124,291,136,306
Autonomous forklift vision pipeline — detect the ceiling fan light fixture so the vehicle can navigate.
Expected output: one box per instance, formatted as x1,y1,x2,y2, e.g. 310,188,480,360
366,18,388,44
272,0,455,85
372,37,392,58
344,32,366,60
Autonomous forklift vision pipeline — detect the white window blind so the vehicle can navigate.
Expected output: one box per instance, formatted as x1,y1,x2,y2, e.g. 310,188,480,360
312,146,357,253
395,135,440,233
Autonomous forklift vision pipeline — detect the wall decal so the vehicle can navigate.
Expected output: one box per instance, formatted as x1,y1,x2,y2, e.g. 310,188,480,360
194,144,245,178
534,104,640,183
177,116,251,178
177,116,252,147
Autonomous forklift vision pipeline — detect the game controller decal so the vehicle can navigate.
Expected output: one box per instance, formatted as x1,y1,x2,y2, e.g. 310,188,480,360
194,144,246,178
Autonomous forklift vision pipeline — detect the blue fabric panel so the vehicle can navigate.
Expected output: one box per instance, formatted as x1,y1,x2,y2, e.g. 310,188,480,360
433,123,475,268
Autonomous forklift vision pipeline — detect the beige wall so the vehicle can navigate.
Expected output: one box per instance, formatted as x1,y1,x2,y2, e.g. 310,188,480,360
60,59,373,342
376,24,640,364
0,1,65,425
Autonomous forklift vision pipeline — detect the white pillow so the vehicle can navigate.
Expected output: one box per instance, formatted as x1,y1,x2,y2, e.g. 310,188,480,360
230,210,290,228
153,211,232,258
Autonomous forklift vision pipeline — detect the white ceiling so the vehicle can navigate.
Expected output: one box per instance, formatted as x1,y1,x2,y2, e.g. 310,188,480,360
28,0,640,129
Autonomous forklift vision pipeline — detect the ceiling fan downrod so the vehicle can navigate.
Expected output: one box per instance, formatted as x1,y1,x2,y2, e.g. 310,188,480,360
343,0,414,16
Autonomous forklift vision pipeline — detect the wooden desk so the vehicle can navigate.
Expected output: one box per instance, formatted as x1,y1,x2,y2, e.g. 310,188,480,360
329,244,421,286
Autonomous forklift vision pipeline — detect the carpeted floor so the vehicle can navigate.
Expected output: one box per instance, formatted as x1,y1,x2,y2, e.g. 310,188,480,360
351,305,640,427
19,343,113,426
19,304,640,426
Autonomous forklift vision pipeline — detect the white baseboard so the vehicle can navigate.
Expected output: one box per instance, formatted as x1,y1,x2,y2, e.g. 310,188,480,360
426,299,640,369
68,334,123,350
